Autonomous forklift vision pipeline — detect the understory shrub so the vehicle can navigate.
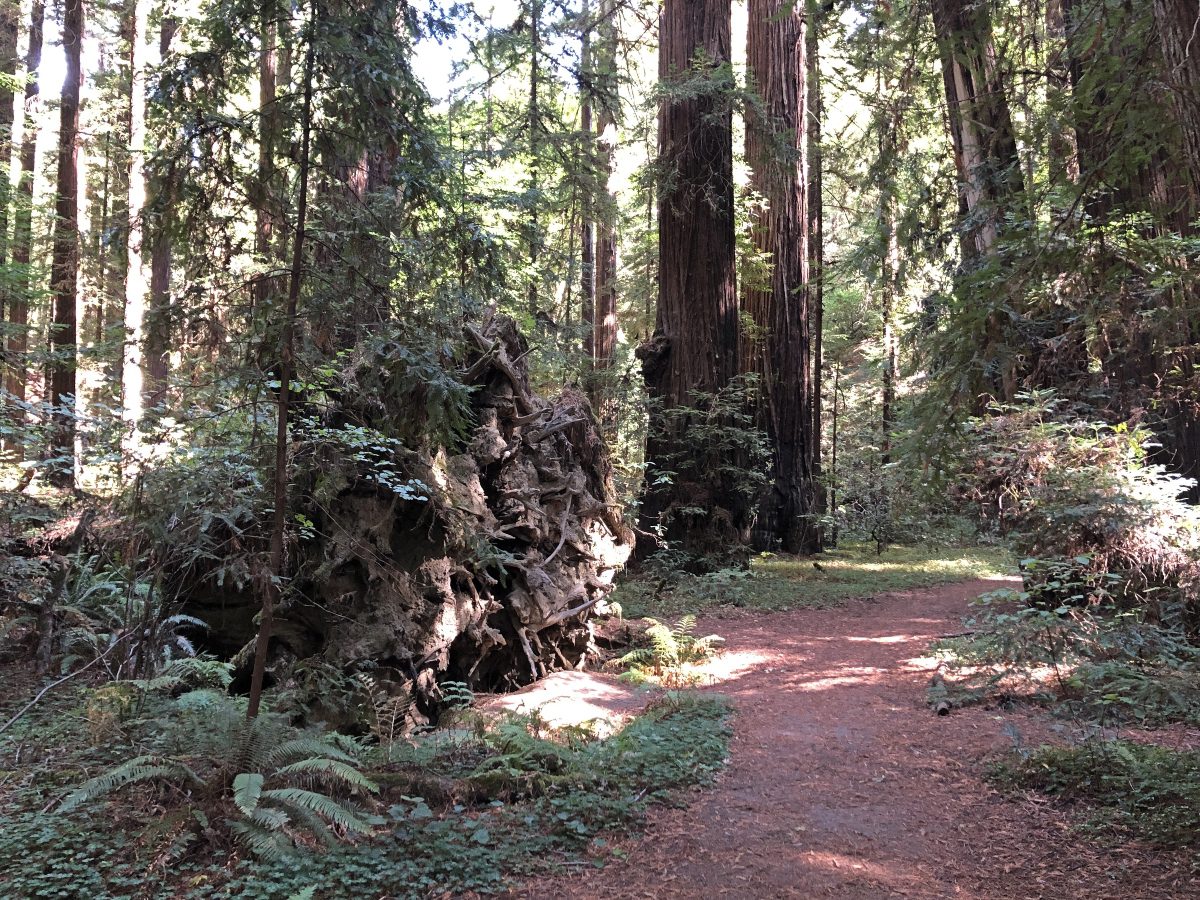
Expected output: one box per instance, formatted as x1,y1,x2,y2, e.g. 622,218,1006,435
0,675,730,899
994,741,1200,848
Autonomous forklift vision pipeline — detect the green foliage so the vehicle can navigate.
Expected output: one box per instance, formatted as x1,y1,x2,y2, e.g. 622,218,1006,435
617,616,723,686
994,741,1200,848
955,393,1200,618
54,556,205,679
55,691,379,860
615,542,1014,618
0,686,731,899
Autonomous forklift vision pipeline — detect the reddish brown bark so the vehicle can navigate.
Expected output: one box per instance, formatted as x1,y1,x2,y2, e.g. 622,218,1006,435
638,0,745,560
2,1,42,457
47,0,84,487
742,0,820,554
590,0,619,420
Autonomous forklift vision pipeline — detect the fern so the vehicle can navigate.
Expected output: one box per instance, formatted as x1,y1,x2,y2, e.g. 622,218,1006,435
617,616,724,683
262,787,374,832
57,697,380,857
59,756,202,813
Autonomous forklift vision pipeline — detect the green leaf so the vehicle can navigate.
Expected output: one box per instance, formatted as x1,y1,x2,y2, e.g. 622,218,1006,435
233,773,264,815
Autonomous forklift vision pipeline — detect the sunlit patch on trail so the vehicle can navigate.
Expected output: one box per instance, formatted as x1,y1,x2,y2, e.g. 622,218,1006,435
795,850,932,893
693,649,772,683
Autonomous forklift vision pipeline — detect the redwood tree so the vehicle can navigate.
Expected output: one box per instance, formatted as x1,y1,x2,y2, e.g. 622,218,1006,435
638,0,746,560
47,0,84,486
742,0,820,554
2,0,43,457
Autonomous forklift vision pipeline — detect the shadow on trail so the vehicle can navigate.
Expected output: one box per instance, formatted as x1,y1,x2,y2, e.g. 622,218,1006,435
513,578,1194,899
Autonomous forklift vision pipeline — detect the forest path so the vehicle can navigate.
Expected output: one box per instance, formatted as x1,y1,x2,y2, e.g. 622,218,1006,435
510,579,1192,899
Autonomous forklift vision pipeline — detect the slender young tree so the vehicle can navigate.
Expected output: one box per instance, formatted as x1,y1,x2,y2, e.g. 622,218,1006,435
742,0,820,553
47,0,85,486
247,5,315,722
145,18,178,402
639,0,744,559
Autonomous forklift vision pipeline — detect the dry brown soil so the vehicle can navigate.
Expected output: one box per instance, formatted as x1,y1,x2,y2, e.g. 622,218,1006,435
510,579,1196,899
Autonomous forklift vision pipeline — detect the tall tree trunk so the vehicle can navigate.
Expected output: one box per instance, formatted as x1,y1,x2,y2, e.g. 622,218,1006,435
1153,0,1200,214
931,0,1025,404
120,0,149,460
579,0,595,360
1151,0,1200,497
0,0,18,291
526,0,542,321
931,0,1024,260
248,11,315,721
2,0,42,457
743,0,820,554
254,1,279,317
591,0,619,419
47,0,84,487
638,0,744,562
1045,0,1079,212
145,18,177,405
807,1,825,524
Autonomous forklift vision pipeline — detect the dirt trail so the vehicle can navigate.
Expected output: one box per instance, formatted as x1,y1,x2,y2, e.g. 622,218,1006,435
513,580,1194,899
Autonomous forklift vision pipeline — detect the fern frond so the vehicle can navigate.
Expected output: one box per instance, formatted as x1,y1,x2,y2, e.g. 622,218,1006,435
265,737,356,769
272,758,378,793
59,755,202,813
261,788,375,834
232,772,264,814
281,802,341,850
228,816,292,860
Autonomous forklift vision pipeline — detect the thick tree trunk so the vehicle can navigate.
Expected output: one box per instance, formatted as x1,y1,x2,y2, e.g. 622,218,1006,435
932,0,1025,404
1155,0,1200,209
743,0,820,554
931,0,1024,260
1045,0,1079,211
120,0,149,460
638,0,745,562
2,0,42,458
1151,0,1200,497
47,0,84,488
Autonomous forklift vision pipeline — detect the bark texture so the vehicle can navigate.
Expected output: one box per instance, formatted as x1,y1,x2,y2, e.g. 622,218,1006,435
639,0,747,561
931,0,1024,260
743,0,820,554
47,0,84,486
590,0,619,419
2,1,42,457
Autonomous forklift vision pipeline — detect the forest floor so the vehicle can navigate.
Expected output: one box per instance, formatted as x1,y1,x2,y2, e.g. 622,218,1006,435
511,579,1197,899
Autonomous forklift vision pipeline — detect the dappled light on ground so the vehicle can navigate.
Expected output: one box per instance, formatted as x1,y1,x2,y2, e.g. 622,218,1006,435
692,649,771,685
480,670,653,736
516,577,1194,899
